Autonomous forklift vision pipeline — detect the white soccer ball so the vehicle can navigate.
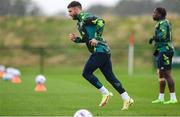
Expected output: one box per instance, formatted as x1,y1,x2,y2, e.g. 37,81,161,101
6,67,16,74
35,75,46,84
73,109,93,117
2,73,13,81
0,65,5,72
13,69,21,76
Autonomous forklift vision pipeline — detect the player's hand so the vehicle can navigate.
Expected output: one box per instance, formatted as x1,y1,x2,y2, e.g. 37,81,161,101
69,33,77,42
89,38,98,46
149,37,154,44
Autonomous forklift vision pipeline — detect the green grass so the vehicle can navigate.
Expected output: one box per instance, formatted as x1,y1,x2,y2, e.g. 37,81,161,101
0,66,180,116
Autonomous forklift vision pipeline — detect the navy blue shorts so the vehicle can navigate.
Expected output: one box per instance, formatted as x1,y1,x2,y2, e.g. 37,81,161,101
156,51,174,70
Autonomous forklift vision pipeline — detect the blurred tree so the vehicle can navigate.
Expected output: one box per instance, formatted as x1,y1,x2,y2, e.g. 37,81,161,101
0,0,11,15
0,0,42,16
113,0,156,16
160,0,180,14
11,0,30,16
87,5,112,15
26,1,43,16
87,0,180,16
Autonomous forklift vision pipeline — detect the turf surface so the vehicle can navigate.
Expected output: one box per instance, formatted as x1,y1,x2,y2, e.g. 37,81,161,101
0,66,179,116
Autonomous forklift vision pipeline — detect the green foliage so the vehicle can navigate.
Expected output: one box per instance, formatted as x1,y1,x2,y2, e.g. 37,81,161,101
0,0,41,16
0,16,179,67
88,0,180,16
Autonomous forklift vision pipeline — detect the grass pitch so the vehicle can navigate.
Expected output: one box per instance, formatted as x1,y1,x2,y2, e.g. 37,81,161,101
0,66,179,116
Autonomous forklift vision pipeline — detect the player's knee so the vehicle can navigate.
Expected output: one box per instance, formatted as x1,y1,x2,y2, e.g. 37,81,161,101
158,70,165,78
159,78,165,82
164,71,171,78
82,71,91,79
82,72,87,78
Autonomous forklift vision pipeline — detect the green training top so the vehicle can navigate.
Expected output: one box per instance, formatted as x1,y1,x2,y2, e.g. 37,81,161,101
74,12,111,54
153,19,174,53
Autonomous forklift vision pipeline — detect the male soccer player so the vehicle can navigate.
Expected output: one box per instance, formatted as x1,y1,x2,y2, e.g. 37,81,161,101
67,1,134,110
149,7,178,104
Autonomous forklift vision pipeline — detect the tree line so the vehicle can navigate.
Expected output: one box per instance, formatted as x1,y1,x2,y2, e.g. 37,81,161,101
88,0,180,16
0,0,179,16
0,0,41,16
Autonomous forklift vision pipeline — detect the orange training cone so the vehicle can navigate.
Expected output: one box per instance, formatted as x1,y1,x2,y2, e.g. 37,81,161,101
35,84,47,92
0,65,5,78
11,76,22,84
35,74,47,92
0,71,5,78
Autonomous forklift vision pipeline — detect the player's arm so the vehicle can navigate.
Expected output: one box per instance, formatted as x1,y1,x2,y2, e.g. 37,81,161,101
84,16,105,46
93,18,105,41
149,23,167,44
74,37,85,43
154,22,167,42
69,33,85,43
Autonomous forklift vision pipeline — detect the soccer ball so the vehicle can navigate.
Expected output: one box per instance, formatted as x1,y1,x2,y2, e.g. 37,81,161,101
0,65,5,72
2,73,13,81
35,75,46,84
73,109,93,117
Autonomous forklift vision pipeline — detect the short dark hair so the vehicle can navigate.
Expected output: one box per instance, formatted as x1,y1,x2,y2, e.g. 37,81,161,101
155,7,167,18
67,1,82,9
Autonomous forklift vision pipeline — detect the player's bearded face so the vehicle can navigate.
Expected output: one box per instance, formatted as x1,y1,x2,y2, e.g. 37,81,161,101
68,8,78,20
153,10,160,21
